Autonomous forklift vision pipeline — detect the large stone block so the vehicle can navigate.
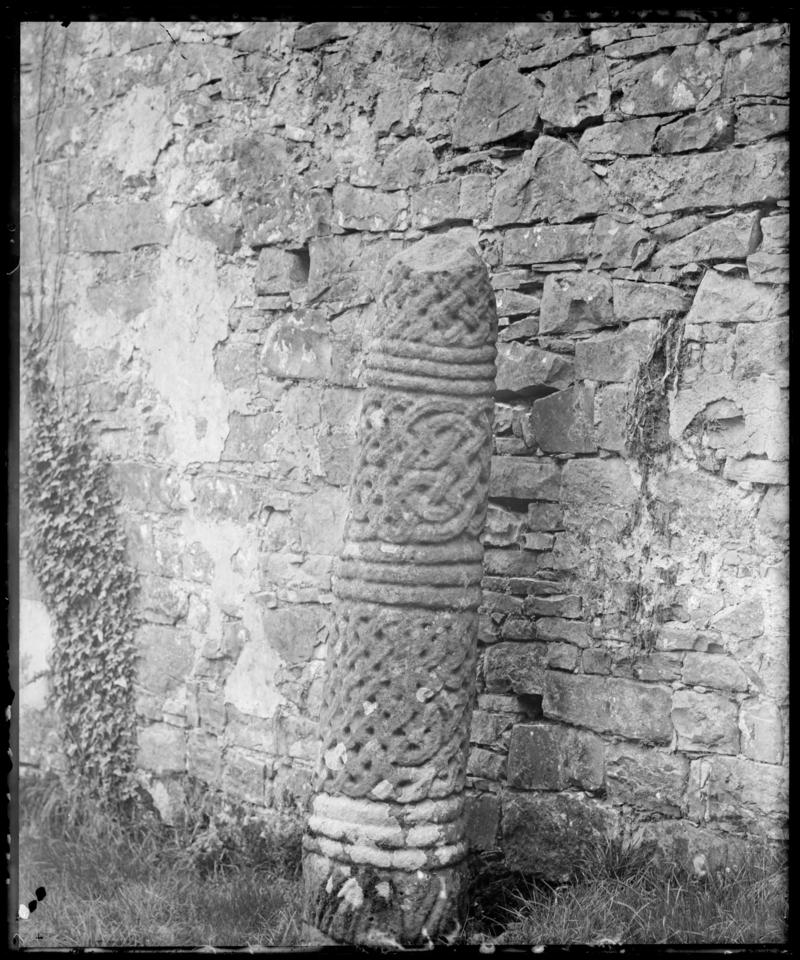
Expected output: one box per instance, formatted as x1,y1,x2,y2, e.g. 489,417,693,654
380,137,436,190
484,642,548,695
495,342,574,398
215,341,258,391
579,116,661,159
652,107,734,154
110,462,182,514
333,183,407,232
612,279,690,321
561,457,638,512
681,653,748,692
735,103,789,144
543,673,673,743
723,457,788,486
538,54,610,129
721,42,789,98
539,271,614,335
191,475,261,522
747,252,789,285
409,180,461,229
535,617,590,648
483,504,525,548
594,384,628,452
467,746,506,781
507,722,604,791
255,247,309,294
605,742,689,816
222,747,267,806
452,60,539,147
502,223,592,266
492,136,608,226
137,722,185,774
221,412,279,462
651,211,761,266
494,290,541,318
260,314,333,382
137,575,189,625
489,456,561,501
617,44,724,116
502,792,618,881
688,756,788,829
738,699,783,765
672,689,739,755
307,234,402,304
606,141,789,215
685,269,788,326
136,625,195,696
464,792,500,851
575,319,660,382
529,386,596,455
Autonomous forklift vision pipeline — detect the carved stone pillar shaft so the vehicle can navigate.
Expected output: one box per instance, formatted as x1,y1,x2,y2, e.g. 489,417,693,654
302,235,497,947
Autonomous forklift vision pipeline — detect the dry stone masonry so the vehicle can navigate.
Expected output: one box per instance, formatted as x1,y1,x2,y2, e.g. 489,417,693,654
302,236,496,945
20,19,788,886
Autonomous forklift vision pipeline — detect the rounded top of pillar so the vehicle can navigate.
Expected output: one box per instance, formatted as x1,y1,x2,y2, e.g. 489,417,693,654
377,233,497,350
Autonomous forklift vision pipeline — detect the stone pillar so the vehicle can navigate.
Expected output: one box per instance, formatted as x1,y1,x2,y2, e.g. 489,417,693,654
302,235,497,947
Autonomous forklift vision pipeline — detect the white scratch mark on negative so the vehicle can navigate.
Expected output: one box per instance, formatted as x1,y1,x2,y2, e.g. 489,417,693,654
337,877,364,910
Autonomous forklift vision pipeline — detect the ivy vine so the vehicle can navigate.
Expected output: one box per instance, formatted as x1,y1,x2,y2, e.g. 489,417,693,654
22,355,140,806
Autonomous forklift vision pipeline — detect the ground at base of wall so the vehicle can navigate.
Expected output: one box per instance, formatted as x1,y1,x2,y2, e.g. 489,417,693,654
15,776,786,948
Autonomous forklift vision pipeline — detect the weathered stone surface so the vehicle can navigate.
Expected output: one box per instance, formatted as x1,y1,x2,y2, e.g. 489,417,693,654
494,289,541,317
721,42,789,98
452,60,539,147
73,201,170,252
575,319,660,382
738,699,783,765
579,116,662,159
255,247,309,294
538,54,610,129
307,234,402,304
682,653,748,692
483,549,549,579
503,223,592,266
539,272,613,335
651,210,760,266
561,457,638,514
688,756,788,828
606,141,789,214
746,252,789,285
502,792,618,882
470,709,515,747
589,215,654,270
757,486,789,540
483,503,525,548
641,819,750,876
758,214,789,253
294,22,355,50
333,183,407,232
484,642,548,695
137,576,189,625
723,457,788,486
603,24,707,56
653,107,734,154
432,22,508,67
495,342,574,398
672,689,739,754
137,722,185,774
489,456,561,501
467,746,506,780
543,673,673,743
517,36,589,69
464,792,500,851
222,412,278,461
304,236,496,944
524,594,582,619
530,386,596,454
260,314,333,382
617,44,724,116
409,181,460,229
458,173,492,221
508,722,604,791
535,617,590,648
493,136,608,226
735,103,789,144
605,743,689,815
527,502,564,531
594,384,628,452
110,462,182,514
612,279,690,321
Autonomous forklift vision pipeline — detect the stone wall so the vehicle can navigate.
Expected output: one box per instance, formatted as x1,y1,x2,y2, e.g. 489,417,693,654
20,20,788,873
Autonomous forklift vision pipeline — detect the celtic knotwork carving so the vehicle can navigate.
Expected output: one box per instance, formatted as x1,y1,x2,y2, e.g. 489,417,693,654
303,235,496,946
316,604,477,800
348,392,493,544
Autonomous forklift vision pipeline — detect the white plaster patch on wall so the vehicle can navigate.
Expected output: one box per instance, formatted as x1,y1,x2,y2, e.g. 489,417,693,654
98,85,173,180
224,636,286,720
138,229,236,469
19,597,55,688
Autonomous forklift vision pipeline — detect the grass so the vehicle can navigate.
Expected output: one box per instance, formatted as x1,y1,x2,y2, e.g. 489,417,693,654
465,830,788,946
15,775,788,948
14,773,303,948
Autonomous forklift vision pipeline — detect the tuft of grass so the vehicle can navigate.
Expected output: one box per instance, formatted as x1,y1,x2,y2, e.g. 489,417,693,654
489,830,787,946
15,773,303,948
